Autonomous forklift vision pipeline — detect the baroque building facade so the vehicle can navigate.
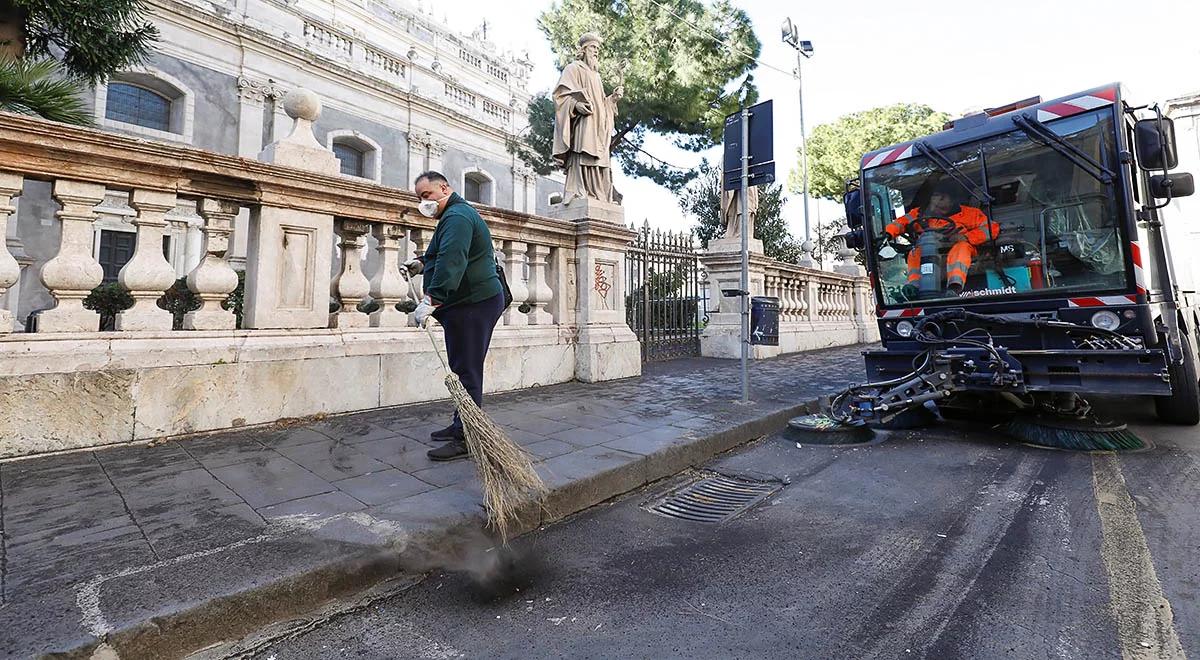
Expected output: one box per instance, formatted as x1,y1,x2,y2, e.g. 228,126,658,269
2,0,558,330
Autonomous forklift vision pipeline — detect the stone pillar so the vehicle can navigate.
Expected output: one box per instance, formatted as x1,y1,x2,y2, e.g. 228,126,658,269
236,77,269,157
512,164,535,212
184,198,240,330
39,180,106,332
369,223,407,328
698,248,778,359
116,190,178,331
550,201,641,382
245,89,339,329
501,239,528,327
405,228,427,326
330,219,371,329
407,130,429,182
428,139,448,175
526,243,554,325
524,175,538,214
0,174,22,333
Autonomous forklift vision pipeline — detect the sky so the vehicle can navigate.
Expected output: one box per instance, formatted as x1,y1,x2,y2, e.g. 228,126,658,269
429,0,1200,242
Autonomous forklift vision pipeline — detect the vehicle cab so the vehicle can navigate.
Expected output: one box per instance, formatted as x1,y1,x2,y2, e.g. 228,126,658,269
843,84,1200,422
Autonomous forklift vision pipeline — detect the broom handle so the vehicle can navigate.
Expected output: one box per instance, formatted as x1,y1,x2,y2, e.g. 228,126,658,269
402,269,452,375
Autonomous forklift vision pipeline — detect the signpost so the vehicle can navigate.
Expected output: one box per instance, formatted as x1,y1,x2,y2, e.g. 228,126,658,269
722,100,775,404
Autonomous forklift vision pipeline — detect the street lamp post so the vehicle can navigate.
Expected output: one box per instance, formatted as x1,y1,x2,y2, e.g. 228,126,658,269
781,18,814,264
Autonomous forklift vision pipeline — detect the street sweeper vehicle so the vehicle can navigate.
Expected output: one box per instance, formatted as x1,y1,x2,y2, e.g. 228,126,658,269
820,84,1199,450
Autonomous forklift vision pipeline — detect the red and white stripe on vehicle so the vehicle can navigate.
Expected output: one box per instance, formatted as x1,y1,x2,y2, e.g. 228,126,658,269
878,308,924,318
1130,241,1148,295
862,144,915,169
1032,87,1117,122
1067,295,1138,308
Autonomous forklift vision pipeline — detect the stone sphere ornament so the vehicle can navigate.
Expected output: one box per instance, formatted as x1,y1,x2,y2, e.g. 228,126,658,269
283,88,321,122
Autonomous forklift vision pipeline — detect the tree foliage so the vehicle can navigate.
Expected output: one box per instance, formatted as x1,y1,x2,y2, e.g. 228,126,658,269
3,0,159,83
0,56,90,124
679,160,801,263
527,0,760,190
506,92,556,176
790,103,950,200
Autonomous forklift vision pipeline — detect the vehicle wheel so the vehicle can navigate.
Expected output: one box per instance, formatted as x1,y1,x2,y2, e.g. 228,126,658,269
1155,333,1200,425
870,405,937,430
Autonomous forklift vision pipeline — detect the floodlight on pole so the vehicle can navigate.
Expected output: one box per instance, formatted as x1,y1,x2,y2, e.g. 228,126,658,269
782,17,814,262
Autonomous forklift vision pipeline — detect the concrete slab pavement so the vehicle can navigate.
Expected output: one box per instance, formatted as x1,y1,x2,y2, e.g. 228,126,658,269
0,344,871,659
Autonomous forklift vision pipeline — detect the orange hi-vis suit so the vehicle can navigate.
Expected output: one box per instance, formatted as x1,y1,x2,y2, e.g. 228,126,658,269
884,206,1000,289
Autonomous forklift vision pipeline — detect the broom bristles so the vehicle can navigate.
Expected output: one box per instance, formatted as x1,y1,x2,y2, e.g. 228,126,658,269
444,372,547,541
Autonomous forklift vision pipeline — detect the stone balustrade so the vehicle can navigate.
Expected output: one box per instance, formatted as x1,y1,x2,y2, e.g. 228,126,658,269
700,249,879,359
0,102,639,458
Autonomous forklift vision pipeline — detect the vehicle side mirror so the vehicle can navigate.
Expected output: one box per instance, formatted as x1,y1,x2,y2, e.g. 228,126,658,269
1135,117,1179,171
842,228,865,250
843,189,864,229
1150,172,1194,199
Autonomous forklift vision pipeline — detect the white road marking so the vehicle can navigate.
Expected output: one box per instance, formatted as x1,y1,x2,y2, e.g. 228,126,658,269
74,512,409,640
1092,453,1187,660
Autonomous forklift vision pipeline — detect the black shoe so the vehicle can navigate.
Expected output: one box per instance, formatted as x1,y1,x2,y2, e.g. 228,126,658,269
430,424,463,441
427,439,469,462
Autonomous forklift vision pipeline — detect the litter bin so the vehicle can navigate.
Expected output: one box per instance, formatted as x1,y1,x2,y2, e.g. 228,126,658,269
750,296,779,346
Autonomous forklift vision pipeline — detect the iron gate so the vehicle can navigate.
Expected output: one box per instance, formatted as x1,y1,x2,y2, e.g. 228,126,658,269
625,224,704,361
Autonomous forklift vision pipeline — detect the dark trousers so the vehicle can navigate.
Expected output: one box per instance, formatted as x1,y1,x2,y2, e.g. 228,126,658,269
433,292,505,432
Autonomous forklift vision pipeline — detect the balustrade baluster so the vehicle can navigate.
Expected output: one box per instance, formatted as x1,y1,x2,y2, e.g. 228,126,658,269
502,239,529,326
406,228,426,326
526,243,554,325
369,223,407,327
39,180,106,332
110,190,175,331
0,173,22,333
330,219,371,328
492,239,507,327
184,199,240,330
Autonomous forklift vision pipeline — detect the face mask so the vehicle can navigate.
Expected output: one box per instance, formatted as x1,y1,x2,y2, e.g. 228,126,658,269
418,192,449,218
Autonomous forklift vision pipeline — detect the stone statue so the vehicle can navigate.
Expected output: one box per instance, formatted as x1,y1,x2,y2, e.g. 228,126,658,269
720,175,759,241
552,32,623,205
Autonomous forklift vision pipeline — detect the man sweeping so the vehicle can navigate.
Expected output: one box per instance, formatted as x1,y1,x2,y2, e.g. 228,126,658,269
406,171,505,462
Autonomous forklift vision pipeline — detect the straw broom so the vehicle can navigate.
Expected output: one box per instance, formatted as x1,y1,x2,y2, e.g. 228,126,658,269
403,271,547,541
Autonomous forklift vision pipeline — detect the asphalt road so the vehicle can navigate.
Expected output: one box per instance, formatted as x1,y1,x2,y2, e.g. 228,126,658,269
253,397,1198,660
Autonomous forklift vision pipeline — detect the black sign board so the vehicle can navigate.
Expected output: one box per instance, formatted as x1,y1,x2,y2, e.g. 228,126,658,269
723,100,775,191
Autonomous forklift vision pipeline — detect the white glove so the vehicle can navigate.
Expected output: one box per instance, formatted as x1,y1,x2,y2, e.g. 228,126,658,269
413,297,438,327
403,258,424,275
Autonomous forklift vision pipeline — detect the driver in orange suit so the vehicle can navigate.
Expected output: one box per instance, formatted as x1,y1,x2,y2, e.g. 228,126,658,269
884,182,999,295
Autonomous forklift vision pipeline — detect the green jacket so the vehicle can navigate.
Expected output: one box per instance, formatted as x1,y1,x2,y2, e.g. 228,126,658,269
421,193,502,308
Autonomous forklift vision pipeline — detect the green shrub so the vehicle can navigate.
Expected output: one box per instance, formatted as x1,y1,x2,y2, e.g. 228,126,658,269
156,277,201,330
221,270,246,329
83,282,133,331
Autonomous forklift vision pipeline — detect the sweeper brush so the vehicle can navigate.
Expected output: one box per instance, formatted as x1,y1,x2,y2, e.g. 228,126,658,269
787,309,1148,452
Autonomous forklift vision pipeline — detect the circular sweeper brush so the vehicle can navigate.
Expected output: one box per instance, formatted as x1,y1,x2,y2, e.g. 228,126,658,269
997,413,1144,452
785,413,875,445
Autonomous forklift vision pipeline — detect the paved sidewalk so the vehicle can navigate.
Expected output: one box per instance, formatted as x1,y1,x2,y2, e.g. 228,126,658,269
0,344,870,659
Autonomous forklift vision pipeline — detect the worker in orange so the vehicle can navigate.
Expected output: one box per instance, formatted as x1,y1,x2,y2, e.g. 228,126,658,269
884,181,1000,295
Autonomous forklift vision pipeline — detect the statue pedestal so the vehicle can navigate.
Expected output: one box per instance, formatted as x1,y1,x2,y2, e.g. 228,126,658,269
698,247,779,360
549,196,625,225
707,236,763,255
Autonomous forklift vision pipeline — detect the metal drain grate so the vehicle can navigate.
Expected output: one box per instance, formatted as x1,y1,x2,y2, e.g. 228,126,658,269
647,474,781,524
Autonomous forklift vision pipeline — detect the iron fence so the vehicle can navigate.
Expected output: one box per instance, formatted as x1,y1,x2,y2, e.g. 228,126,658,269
625,222,703,361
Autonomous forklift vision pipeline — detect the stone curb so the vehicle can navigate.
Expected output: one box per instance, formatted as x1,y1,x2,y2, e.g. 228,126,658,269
54,397,822,659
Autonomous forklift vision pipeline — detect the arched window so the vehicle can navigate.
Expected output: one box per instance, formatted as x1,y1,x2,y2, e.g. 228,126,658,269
97,68,195,143
327,130,382,183
462,167,495,205
105,83,171,132
333,142,365,178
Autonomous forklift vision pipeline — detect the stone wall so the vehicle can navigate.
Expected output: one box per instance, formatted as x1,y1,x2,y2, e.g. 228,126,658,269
0,101,640,459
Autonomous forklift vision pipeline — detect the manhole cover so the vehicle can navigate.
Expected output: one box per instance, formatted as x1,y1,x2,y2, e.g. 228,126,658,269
646,473,781,524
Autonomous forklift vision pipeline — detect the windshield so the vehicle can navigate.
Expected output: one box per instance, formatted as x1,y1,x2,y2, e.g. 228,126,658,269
865,108,1126,306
